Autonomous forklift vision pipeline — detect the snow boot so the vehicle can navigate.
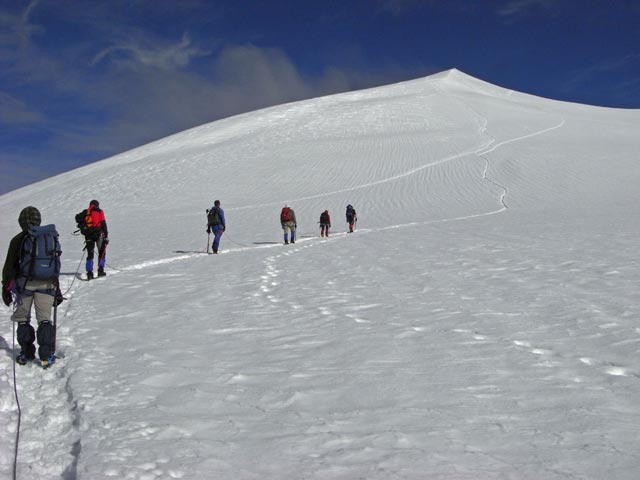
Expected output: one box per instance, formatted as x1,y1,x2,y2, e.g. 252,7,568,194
87,271,94,280
41,353,56,369
16,353,32,365
97,268,106,277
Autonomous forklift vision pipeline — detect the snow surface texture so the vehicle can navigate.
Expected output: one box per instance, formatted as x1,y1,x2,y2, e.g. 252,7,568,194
1,69,640,479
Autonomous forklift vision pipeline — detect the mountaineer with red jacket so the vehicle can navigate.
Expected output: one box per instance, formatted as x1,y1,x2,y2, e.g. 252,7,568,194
319,210,331,237
76,200,109,280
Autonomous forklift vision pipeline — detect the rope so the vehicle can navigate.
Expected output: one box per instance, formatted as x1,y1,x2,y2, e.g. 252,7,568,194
104,262,123,272
10,302,21,480
9,246,87,479
60,252,85,297
223,232,247,248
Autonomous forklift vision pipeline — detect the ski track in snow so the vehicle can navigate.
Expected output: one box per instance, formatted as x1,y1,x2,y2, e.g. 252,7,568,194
118,110,566,274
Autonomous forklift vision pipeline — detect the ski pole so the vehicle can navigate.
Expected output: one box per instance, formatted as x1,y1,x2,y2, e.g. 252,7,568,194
100,242,108,265
53,301,58,356
52,284,66,360
205,208,211,253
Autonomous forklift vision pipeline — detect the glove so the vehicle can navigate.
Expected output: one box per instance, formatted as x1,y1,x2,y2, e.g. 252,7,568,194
2,289,12,307
54,288,64,307
103,237,109,245
222,227,226,232
206,227,211,234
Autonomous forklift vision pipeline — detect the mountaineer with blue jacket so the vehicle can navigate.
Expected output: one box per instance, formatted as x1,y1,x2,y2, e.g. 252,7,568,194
206,200,226,254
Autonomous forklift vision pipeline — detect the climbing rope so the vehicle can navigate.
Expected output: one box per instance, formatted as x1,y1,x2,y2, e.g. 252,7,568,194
10,302,21,480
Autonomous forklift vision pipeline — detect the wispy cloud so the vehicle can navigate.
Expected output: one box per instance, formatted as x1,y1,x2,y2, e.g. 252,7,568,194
497,0,563,19
377,0,433,15
0,0,42,44
91,32,211,70
564,54,640,93
0,91,43,124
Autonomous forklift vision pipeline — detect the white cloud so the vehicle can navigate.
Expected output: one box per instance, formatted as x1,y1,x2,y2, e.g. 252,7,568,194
497,0,562,18
0,91,43,124
91,32,210,70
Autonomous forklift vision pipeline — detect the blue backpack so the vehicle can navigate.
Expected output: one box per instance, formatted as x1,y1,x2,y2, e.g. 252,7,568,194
346,205,355,217
20,224,62,282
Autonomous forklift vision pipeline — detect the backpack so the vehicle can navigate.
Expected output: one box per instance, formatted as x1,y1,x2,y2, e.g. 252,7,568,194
207,207,220,226
320,211,330,224
346,205,355,216
19,225,62,282
280,207,291,222
75,209,96,236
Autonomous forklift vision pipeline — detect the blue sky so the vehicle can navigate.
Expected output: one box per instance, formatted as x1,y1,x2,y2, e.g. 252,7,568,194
1,0,638,194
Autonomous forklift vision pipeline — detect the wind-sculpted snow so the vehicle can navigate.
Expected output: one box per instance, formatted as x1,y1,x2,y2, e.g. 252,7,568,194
1,69,640,479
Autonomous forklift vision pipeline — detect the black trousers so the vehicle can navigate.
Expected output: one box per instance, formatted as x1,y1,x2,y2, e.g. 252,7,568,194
85,235,106,271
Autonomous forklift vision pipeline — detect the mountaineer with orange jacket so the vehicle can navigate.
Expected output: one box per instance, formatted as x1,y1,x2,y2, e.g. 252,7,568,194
76,200,109,280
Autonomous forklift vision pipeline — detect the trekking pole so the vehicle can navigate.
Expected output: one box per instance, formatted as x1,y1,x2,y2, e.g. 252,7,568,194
101,242,108,270
53,301,58,358
205,208,211,254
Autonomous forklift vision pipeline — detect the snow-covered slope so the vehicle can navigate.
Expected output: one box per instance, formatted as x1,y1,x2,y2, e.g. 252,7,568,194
1,69,640,479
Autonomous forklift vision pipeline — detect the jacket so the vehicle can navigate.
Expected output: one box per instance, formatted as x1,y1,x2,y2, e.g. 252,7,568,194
2,232,26,291
85,204,108,238
208,206,226,229
320,211,331,226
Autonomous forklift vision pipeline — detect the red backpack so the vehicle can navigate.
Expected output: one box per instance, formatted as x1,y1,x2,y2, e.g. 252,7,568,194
280,207,291,222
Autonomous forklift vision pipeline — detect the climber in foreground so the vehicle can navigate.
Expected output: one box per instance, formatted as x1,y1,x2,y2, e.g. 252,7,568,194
2,206,63,368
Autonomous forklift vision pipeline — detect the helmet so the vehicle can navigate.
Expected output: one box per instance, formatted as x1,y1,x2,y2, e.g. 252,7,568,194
90,199,100,207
